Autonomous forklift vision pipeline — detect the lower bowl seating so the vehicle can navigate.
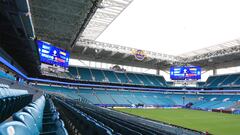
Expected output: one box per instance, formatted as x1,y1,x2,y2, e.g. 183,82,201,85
0,95,68,135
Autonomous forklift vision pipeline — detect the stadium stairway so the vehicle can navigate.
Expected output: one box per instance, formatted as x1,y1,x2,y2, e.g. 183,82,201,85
0,95,68,135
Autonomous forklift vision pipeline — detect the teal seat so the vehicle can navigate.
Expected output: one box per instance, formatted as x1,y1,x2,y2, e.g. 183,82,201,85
0,121,32,135
23,106,43,132
13,112,39,135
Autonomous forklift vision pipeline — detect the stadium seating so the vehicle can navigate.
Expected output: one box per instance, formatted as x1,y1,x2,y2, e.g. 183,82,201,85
205,76,218,86
221,74,239,86
68,66,167,87
68,67,79,78
53,97,115,135
57,97,199,135
0,69,15,81
126,73,142,85
37,85,240,110
155,76,167,86
103,70,119,83
78,67,93,81
0,95,68,135
207,75,228,87
134,74,153,86
196,82,205,87
0,84,32,122
106,90,130,105
115,72,130,84
233,78,240,85
145,74,161,86
190,95,240,110
95,89,116,104
91,69,106,82
204,73,240,88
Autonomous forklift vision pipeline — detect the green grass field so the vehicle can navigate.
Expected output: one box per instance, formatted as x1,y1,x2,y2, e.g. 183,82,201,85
115,108,240,135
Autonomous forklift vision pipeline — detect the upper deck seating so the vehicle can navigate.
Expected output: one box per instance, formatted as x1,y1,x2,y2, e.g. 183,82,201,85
68,66,167,87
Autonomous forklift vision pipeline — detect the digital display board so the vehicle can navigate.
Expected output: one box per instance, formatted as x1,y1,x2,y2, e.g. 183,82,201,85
37,40,70,68
170,66,201,80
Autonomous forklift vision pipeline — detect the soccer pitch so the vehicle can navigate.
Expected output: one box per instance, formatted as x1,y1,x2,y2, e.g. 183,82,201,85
115,108,240,135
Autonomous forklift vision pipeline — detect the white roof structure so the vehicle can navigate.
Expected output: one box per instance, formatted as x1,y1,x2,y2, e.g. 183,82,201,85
30,0,240,71
180,38,240,58
81,0,133,40
72,37,240,70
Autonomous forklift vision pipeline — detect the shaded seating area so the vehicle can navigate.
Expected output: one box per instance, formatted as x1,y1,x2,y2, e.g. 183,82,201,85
203,73,240,88
0,95,68,135
0,84,32,123
68,66,167,87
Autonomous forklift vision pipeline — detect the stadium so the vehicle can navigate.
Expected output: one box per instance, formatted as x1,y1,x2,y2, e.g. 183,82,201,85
1,0,240,135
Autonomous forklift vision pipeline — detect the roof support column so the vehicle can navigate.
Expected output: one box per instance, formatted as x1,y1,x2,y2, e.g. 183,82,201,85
213,69,217,75
156,69,160,75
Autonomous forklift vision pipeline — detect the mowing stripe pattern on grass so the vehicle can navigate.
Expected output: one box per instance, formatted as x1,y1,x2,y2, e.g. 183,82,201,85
115,108,240,135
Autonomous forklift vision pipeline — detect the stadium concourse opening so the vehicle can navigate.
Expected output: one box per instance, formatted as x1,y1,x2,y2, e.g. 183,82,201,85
1,0,240,135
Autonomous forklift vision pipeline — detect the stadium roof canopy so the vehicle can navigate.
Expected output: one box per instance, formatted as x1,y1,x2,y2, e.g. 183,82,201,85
29,0,240,71
72,38,240,71
180,39,240,58
30,0,132,51
81,0,133,40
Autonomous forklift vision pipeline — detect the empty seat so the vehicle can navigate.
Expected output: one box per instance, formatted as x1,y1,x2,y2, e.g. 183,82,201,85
126,73,142,85
0,95,68,135
78,67,93,81
13,112,40,135
54,98,113,135
103,70,119,83
0,121,32,135
23,106,43,131
0,87,32,123
91,69,106,82
115,72,129,84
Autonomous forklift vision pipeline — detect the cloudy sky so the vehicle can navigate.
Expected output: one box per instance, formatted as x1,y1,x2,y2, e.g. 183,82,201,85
97,0,240,56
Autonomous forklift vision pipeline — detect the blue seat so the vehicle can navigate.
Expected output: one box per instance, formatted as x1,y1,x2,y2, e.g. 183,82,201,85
0,97,9,120
0,121,32,135
23,106,43,131
12,112,39,135
0,90,20,122
0,94,68,135
0,86,31,122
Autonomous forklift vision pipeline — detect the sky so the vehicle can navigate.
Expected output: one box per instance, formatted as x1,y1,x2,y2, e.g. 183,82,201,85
97,0,240,56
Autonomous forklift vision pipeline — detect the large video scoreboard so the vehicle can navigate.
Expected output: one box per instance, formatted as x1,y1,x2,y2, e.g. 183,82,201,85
37,40,70,68
170,66,201,80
